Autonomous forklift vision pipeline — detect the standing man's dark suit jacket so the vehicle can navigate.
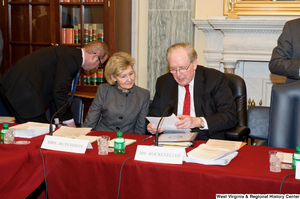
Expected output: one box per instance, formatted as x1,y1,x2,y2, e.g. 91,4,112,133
148,65,238,139
269,18,300,83
0,46,82,121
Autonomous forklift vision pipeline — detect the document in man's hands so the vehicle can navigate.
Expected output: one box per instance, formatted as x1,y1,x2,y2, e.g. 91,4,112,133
184,139,245,166
146,113,191,133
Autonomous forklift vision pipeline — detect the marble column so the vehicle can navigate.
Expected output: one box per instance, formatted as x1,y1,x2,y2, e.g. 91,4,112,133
147,0,194,98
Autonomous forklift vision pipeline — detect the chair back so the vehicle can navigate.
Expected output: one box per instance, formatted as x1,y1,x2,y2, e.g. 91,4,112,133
71,96,84,126
224,73,249,141
225,73,247,126
247,106,269,140
268,81,300,149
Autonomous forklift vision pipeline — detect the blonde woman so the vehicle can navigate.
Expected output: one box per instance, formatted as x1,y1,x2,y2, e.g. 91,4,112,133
83,52,150,134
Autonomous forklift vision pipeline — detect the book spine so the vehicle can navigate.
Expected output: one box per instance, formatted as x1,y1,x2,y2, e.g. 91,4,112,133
97,69,103,85
62,28,66,44
90,70,97,85
78,23,81,44
84,24,89,44
65,28,74,44
74,25,78,44
88,25,93,42
92,24,97,41
84,70,90,85
97,29,103,42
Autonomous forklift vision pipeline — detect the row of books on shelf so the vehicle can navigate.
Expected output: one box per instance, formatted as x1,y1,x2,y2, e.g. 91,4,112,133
61,0,104,2
62,23,103,44
78,69,104,86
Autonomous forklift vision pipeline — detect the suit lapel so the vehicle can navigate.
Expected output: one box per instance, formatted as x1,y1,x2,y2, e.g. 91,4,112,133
164,75,178,116
170,81,178,115
193,66,205,117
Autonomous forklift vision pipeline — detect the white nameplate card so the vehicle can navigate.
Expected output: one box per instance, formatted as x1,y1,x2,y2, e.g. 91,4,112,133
296,161,300,180
41,135,92,154
134,145,185,165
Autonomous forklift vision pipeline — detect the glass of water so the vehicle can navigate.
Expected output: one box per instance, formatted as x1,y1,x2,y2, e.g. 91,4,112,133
269,150,282,172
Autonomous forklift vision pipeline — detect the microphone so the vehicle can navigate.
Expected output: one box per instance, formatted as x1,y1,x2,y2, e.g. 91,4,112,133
154,100,174,146
49,97,73,136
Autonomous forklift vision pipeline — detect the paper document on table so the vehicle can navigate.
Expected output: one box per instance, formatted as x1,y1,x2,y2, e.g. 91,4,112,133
0,116,15,123
109,138,136,147
158,132,198,142
75,135,98,143
206,139,246,150
146,114,191,133
11,122,52,130
53,126,92,138
185,143,239,166
11,122,55,138
277,152,293,163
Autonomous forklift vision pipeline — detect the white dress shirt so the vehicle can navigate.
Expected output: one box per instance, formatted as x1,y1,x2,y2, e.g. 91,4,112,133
177,78,208,130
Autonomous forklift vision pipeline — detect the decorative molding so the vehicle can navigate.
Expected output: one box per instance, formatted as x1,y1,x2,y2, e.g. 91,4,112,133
192,15,293,106
192,16,299,71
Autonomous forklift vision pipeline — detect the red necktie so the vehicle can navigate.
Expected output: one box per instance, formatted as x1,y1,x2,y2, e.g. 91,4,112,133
183,84,190,115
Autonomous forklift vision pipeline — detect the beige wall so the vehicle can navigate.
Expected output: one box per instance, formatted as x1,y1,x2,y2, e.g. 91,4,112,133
136,0,224,89
194,0,223,66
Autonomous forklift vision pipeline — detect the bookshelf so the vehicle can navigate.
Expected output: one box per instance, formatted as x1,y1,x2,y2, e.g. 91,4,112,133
1,0,132,95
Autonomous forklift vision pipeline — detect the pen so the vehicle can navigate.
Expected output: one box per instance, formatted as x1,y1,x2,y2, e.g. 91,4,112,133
143,135,153,141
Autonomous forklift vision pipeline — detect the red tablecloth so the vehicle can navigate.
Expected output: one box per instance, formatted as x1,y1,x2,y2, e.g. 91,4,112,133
0,134,45,199
1,126,300,199
43,131,300,199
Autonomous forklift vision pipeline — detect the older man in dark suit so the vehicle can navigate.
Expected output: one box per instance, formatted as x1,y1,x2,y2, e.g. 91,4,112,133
0,40,109,126
147,43,237,140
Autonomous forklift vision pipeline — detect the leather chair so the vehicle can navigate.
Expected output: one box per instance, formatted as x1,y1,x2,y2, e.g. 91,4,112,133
71,96,84,126
46,96,84,126
224,73,250,141
247,106,269,145
268,81,300,149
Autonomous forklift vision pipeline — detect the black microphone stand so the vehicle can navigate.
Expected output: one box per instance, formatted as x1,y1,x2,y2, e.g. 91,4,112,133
49,98,73,136
154,104,172,146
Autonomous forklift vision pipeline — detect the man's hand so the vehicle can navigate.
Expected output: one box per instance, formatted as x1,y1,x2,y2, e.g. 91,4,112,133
175,115,201,129
147,123,165,134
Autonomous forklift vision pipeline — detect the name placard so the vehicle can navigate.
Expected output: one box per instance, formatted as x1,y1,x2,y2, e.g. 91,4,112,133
134,145,185,164
41,135,92,154
296,161,300,180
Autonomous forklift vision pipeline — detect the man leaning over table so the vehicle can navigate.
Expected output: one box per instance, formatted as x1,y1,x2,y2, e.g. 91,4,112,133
147,43,238,140
0,40,109,127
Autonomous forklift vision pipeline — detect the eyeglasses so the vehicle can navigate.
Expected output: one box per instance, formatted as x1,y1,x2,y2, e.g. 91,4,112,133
95,53,103,69
169,62,191,73
98,56,103,68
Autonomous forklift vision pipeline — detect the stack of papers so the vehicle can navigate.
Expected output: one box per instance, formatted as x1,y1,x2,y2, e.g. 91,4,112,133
184,139,245,166
10,122,55,138
53,126,92,138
